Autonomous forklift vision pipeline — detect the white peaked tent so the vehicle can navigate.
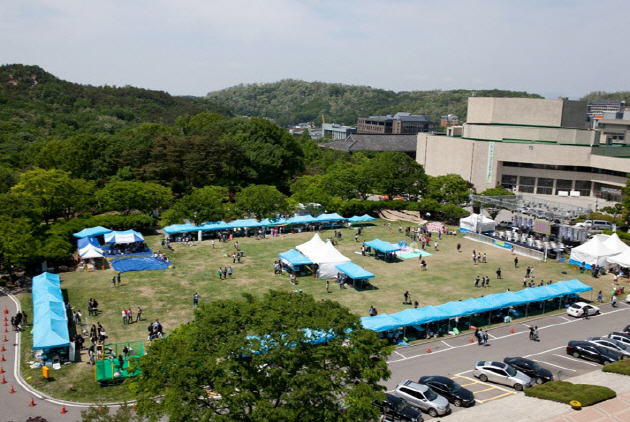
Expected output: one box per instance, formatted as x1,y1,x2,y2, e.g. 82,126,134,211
296,234,351,279
459,214,496,233
569,236,619,269
607,248,630,268
602,233,630,255
79,244,104,259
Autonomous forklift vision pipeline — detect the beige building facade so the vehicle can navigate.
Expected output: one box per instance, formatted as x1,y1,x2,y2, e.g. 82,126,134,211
417,98,630,202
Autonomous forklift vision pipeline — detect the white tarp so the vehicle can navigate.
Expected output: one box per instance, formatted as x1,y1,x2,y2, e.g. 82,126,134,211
569,236,619,268
296,234,350,279
607,248,630,268
459,213,496,233
602,233,630,255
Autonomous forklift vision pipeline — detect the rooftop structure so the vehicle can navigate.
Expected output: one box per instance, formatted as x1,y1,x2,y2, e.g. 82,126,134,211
357,112,437,134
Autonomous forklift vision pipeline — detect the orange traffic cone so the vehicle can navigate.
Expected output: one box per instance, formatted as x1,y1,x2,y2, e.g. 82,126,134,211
9,384,15,394
3,306,7,314
30,397,36,407
61,405,68,414
469,336,474,343
427,348,431,353
0,365,4,373
510,327,515,334
1,375,6,384
0,345,4,352
2,335,7,342
1,355,5,362
3,328,7,333
3,316,6,322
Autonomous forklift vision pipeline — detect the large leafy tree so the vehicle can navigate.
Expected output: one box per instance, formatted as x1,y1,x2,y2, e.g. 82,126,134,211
130,291,391,422
96,181,172,215
162,186,230,225
369,151,427,200
623,175,630,220
426,174,472,204
235,184,290,220
0,217,38,279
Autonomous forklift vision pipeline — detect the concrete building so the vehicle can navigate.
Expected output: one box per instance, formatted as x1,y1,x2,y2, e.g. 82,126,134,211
417,97,630,202
319,134,417,158
588,99,626,115
322,123,357,140
440,114,459,127
357,112,437,134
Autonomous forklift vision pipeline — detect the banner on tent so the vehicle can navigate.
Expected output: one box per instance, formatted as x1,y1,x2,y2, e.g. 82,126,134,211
492,239,512,250
533,219,551,235
426,222,444,233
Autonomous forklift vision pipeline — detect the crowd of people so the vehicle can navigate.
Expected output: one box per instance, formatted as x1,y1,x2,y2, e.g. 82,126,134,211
106,241,149,256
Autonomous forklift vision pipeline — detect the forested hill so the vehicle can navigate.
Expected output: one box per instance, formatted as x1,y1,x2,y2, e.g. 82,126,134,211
0,64,232,161
581,91,630,105
206,79,543,127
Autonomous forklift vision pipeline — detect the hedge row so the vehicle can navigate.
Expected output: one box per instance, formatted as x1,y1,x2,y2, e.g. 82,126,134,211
337,199,468,222
603,230,630,243
524,380,616,407
49,214,156,240
602,358,630,376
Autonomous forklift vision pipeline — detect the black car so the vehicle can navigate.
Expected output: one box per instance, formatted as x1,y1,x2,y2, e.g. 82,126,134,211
566,341,619,365
503,357,553,385
622,325,630,335
372,393,424,422
418,376,475,407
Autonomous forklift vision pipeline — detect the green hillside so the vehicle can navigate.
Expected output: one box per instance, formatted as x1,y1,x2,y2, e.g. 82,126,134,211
581,91,630,105
206,79,543,127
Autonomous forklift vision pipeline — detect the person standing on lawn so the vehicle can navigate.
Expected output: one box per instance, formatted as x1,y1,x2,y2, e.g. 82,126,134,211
193,292,200,308
136,307,142,322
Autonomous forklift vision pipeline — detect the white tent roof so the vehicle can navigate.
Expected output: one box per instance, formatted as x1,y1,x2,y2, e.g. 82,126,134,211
460,213,494,224
322,240,351,264
602,233,630,254
569,236,619,267
80,246,103,259
296,234,351,279
607,248,630,267
295,233,327,262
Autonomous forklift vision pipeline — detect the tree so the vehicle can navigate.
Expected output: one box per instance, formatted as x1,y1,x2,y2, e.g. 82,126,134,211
622,175,630,220
38,235,73,267
426,174,471,204
290,175,332,205
130,291,391,422
80,403,140,422
96,181,172,215
0,217,38,279
162,186,230,225
480,185,514,196
234,184,290,220
369,152,427,200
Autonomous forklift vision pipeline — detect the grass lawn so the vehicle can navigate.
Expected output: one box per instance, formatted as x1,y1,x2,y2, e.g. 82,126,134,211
524,380,616,406
16,219,621,401
603,358,630,376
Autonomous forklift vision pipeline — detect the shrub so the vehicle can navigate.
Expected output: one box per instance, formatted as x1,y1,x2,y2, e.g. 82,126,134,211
524,380,616,407
603,359,630,376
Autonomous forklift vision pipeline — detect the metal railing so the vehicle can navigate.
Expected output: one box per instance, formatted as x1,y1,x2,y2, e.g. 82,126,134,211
464,232,545,261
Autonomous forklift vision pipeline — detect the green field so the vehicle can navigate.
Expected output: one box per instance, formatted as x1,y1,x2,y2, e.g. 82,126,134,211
17,220,617,401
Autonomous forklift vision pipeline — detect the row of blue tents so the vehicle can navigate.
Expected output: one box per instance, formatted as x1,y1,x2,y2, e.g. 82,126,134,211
32,272,70,350
163,214,376,235
361,279,592,332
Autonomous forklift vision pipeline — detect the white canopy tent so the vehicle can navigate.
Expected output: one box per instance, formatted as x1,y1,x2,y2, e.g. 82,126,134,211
569,236,619,269
459,213,496,233
602,233,630,255
79,245,104,259
607,248,630,268
296,234,351,279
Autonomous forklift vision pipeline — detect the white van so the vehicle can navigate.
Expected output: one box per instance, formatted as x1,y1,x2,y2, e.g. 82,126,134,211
575,220,612,230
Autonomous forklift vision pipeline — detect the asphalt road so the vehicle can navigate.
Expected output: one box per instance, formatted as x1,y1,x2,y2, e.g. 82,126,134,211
385,300,630,419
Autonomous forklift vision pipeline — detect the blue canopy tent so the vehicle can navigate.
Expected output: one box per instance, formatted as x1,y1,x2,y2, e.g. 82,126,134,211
286,215,318,225
199,221,231,231
315,213,346,222
279,249,313,271
77,236,100,249
228,219,263,229
364,239,401,253
335,262,374,279
73,226,112,239
361,280,593,332
32,272,70,351
163,223,198,234
348,214,377,223
104,230,144,244
259,217,288,227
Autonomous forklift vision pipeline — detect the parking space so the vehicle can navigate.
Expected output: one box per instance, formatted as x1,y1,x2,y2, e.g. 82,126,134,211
523,345,605,380
451,375,517,404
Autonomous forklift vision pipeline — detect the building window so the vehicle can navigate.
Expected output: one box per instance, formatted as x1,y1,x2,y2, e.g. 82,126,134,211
536,178,554,195
555,179,572,194
519,176,536,193
574,180,591,197
501,175,517,191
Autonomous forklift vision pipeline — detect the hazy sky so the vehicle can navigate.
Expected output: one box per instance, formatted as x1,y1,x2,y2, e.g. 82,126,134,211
2,1,627,99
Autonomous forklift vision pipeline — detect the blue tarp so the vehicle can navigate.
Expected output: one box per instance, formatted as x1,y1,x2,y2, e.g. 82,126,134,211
164,223,198,234
335,262,374,279
32,272,70,350
260,218,288,226
364,239,401,253
279,249,313,266
77,236,100,249
73,226,112,239
361,279,593,332
104,230,144,244
228,219,263,228
110,257,171,273
315,213,345,222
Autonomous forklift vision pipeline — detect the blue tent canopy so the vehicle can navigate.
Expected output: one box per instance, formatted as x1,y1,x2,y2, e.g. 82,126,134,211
77,236,100,249
361,279,592,332
348,214,376,223
73,226,112,239
316,213,345,222
335,262,374,279
163,223,198,234
199,221,231,231
279,249,313,266
286,215,318,225
32,272,69,350
260,217,288,226
364,239,401,253
228,219,263,228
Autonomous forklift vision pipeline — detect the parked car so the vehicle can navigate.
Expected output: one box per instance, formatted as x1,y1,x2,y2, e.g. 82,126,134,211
567,302,600,318
575,220,613,230
372,393,424,422
587,337,630,359
566,341,619,365
608,332,630,347
418,376,475,407
394,380,450,417
503,357,554,385
472,361,532,391
623,325,630,335
626,295,630,304
497,220,513,228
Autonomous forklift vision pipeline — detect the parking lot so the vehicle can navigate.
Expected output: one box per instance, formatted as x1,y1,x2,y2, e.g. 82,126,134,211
385,302,630,419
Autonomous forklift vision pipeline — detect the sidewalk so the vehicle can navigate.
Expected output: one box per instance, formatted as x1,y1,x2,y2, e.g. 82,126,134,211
445,371,630,422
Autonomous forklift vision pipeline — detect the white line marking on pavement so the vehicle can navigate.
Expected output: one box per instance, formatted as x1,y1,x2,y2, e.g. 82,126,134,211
394,351,406,358
441,340,453,348
453,375,516,395
553,354,597,366
559,316,571,322
487,333,498,339
535,360,576,372
523,346,564,358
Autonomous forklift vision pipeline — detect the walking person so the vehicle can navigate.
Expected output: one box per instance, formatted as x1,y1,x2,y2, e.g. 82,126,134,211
222,267,228,280
597,290,603,303
218,267,223,280
326,281,330,294
228,266,233,279
612,295,617,308
117,272,121,286
474,276,480,287
136,307,142,323
457,243,461,253
122,309,128,325
514,256,518,268
193,292,200,308
496,267,502,279
483,330,489,346
112,276,117,287
404,291,410,304
127,308,133,324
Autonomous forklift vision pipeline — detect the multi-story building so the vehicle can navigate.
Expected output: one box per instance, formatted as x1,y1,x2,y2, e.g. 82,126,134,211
322,123,357,140
440,114,459,127
587,100,626,115
417,97,630,202
357,112,437,134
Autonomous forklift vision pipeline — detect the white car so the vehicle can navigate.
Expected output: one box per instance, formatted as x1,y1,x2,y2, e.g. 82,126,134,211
626,294,630,304
567,302,600,318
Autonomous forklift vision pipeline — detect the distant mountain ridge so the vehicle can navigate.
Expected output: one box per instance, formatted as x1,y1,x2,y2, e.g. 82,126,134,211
206,79,545,127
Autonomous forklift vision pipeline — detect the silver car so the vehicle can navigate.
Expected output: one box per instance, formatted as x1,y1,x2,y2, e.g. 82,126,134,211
473,361,532,391
394,380,450,417
588,337,630,359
